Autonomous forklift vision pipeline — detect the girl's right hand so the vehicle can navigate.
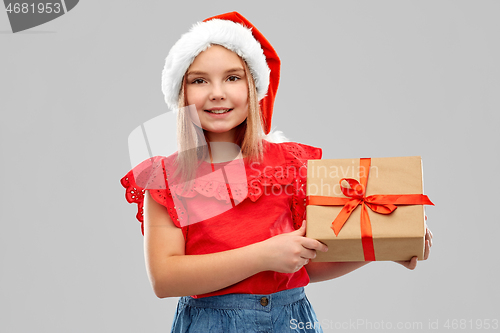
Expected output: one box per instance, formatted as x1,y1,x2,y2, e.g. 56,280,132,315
259,221,328,274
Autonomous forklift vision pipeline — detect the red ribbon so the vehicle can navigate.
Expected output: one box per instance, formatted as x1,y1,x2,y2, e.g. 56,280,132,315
307,158,434,261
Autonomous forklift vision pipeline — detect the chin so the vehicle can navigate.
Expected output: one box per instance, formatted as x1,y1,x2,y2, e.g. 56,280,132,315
207,128,233,134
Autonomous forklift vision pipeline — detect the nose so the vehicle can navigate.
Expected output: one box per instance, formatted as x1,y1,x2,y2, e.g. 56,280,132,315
209,83,226,101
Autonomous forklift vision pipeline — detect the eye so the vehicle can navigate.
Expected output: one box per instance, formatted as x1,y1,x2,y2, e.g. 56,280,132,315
191,78,206,84
227,75,241,82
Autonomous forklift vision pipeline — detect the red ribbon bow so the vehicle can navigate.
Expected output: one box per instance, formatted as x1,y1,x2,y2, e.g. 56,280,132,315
307,158,434,261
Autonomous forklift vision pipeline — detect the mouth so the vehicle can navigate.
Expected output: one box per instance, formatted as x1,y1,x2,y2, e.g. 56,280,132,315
205,108,233,114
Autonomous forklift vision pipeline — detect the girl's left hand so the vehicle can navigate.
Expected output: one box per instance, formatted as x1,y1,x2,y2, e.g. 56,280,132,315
395,226,433,270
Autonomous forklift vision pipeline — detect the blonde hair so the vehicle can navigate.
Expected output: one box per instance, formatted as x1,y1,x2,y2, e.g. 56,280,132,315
172,46,265,188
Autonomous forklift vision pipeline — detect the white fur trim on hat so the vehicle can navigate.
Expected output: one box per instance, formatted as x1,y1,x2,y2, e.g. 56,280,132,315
161,19,270,111
263,128,288,143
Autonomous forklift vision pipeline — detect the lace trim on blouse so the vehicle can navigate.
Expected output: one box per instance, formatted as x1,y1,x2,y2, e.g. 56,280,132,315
120,141,322,234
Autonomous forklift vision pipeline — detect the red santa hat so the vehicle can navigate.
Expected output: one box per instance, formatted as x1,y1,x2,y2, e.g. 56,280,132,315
161,11,280,135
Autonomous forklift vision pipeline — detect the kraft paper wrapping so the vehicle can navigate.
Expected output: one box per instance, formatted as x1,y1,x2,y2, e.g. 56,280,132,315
305,156,426,262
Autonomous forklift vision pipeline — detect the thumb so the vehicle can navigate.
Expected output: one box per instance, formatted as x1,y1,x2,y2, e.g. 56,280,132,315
292,220,307,235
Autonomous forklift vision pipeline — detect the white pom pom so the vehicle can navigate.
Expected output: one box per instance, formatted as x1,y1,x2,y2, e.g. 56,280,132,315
263,128,289,143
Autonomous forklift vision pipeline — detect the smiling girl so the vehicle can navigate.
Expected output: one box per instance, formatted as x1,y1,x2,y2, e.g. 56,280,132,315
120,12,432,333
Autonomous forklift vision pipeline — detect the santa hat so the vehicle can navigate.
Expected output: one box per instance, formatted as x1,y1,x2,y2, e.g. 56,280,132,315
161,11,280,135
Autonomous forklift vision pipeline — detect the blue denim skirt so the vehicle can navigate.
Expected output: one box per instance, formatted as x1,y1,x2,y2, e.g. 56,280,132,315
170,287,323,332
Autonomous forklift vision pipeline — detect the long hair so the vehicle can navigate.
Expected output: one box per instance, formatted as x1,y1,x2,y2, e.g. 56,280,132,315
172,48,264,189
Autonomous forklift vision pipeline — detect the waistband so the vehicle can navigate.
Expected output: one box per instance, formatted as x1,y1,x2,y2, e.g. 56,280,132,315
179,287,306,311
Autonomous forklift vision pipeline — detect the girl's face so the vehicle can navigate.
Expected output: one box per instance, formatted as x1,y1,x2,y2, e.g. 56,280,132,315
185,45,249,142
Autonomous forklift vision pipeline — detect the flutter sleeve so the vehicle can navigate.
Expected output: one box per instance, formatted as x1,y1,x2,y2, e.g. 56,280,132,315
281,142,322,230
120,156,186,235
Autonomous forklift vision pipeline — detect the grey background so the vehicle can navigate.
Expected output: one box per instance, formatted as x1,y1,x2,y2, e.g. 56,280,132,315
1,0,499,332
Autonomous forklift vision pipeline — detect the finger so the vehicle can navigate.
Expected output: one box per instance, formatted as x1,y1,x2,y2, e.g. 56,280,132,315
428,235,432,247
426,228,433,247
408,256,418,270
411,256,418,269
424,239,430,260
300,248,318,260
302,238,328,252
292,220,307,235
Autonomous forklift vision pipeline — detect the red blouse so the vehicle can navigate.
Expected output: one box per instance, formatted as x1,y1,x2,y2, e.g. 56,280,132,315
120,140,322,298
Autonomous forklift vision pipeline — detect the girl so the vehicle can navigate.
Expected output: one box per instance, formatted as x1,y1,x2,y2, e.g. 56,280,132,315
120,12,432,332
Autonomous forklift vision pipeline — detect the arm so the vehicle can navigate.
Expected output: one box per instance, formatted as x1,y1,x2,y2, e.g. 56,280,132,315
305,261,370,283
143,191,327,298
143,190,263,298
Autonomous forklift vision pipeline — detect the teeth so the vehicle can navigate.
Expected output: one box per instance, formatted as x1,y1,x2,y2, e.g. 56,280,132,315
207,109,231,114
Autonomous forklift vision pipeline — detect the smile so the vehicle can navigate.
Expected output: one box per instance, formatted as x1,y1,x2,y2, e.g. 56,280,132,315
205,109,233,114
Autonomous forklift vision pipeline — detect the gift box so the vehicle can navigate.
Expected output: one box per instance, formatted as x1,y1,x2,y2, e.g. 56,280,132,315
305,156,433,262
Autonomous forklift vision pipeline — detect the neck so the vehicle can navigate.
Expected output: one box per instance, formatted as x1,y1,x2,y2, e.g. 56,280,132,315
204,128,237,143
206,141,242,163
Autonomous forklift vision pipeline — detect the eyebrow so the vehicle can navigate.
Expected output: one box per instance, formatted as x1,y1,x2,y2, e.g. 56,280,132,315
186,67,245,77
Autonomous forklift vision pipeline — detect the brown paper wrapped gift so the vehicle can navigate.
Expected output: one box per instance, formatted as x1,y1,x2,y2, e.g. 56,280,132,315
305,156,433,262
